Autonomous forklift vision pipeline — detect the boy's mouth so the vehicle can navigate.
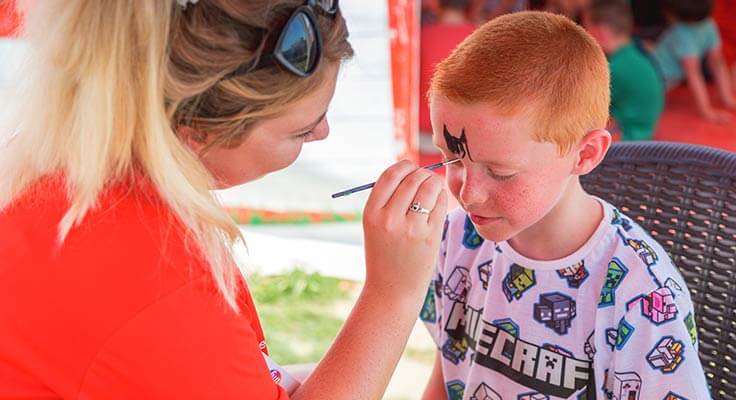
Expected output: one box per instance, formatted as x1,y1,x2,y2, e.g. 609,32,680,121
469,213,501,225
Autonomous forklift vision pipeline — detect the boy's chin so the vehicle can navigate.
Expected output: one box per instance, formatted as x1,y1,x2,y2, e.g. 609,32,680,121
474,223,517,243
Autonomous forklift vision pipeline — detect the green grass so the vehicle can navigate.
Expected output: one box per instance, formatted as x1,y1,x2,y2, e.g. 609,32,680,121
249,269,355,365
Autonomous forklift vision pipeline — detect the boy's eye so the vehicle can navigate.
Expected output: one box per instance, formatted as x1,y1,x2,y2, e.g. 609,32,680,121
486,168,516,181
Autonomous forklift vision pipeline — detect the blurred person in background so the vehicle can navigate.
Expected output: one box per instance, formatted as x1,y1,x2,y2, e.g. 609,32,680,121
585,0,664,141
545,0,589,22
653,0,736,122
467,0,527,24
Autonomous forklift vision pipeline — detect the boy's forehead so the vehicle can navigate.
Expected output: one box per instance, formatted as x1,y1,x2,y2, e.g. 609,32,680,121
430,98,539,166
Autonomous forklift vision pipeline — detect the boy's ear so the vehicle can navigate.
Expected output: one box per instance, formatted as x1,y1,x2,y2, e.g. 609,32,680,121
572,129,612,176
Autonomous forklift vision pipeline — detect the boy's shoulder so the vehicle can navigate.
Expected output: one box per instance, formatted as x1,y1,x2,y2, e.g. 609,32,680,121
601,204,690,312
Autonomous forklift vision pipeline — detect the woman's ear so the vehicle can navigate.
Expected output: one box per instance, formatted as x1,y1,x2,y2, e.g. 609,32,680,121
572,128,612,176
178,126,209,154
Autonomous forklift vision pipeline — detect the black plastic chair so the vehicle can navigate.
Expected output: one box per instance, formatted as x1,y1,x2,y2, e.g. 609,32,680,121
580,141,736,399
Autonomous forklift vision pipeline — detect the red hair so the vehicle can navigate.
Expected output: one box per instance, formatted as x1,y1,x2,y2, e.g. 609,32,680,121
430,11,610,154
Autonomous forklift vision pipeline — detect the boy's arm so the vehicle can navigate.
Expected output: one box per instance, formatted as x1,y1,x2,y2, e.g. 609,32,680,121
422,351,446,400
682,56,731,123
706,46,736,109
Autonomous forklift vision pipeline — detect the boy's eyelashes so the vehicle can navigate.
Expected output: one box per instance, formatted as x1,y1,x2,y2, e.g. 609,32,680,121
485,167,517,181
443,158,517,181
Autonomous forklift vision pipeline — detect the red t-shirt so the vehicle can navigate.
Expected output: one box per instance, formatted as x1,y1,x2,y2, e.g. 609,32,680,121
0,175,289,399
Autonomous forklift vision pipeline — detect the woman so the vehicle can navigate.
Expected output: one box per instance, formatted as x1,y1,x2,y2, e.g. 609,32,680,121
0,1,448,399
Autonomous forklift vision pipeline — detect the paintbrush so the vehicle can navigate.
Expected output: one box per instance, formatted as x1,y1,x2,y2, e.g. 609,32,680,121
331,158,460,198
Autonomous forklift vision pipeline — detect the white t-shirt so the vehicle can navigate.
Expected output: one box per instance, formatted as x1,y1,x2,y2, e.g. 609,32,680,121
421,200,711,400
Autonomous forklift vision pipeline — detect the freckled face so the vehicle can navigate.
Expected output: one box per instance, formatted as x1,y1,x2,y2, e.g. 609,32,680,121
430,96,576,242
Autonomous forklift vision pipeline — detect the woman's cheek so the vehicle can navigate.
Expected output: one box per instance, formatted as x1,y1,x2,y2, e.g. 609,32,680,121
273,142,304,171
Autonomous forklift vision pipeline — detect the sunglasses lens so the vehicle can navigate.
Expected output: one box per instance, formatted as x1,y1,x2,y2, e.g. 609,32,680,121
278,12,318,74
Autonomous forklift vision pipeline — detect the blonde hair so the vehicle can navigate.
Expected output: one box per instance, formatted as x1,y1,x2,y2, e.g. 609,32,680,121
429,11,610,154
0,0,352,310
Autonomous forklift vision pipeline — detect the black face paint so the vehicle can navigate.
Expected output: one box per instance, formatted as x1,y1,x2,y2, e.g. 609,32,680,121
443,125,474,161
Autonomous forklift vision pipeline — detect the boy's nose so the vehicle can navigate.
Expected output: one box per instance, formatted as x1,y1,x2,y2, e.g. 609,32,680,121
459,169,486,207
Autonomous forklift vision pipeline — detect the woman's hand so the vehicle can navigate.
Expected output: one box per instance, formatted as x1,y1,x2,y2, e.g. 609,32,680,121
361,160,448,301
292,162,448,400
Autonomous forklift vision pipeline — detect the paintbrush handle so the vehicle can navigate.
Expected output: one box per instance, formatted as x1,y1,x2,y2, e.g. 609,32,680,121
331,159,459,199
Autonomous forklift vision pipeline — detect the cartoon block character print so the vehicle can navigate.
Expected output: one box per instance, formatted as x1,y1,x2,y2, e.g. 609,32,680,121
478,260,493,290
434,273,444,300
647,336,684,373
534,292,576,335
444,266,471,302
463,215,484,249
664,278,683,295
683,316,699,353
599,258,628,307
442,217,449,241
446,380,465,400
663,392,689,400
624,237,659,267
542,343,574,358
615,317,635,351
420,285,437,323
471,383,502,400
502,264,536,302
442,336,470,365
684,312,697,346
492,318,520,337
612,208,633,231
611,371,641,400
605,328,618,351
628,287,678,324
557,261,589,288
518,393,549,400
584,331,596,360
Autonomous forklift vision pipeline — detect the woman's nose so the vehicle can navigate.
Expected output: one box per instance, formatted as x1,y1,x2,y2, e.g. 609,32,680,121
305,118,329,142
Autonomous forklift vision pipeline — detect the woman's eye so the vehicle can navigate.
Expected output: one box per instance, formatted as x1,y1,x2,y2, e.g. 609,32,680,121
295,130,313,139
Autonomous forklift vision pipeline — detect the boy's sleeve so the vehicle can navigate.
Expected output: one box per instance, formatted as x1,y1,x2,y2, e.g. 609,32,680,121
606,286,711,399
420,216,450,347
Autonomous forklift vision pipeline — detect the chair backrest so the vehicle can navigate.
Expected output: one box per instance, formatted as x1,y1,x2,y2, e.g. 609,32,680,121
580,141,736,399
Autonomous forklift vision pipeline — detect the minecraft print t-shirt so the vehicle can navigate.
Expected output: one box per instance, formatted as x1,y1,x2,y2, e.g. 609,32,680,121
421,200,711,399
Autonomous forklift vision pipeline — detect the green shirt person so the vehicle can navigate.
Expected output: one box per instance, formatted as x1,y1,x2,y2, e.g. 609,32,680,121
610,42,664,140
584,0,664,141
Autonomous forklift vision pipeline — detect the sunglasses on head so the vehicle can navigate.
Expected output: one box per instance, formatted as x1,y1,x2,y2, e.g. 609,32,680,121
225,0,339,79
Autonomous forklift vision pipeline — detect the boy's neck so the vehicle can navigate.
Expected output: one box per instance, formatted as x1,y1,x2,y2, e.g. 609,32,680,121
507,178,604,262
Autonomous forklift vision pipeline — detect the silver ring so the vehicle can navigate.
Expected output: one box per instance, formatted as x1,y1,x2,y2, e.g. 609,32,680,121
409,201,431,215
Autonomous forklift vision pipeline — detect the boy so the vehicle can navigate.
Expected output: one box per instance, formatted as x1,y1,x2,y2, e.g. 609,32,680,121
584,0,664,141
654,0,735,123
420,11,710,399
